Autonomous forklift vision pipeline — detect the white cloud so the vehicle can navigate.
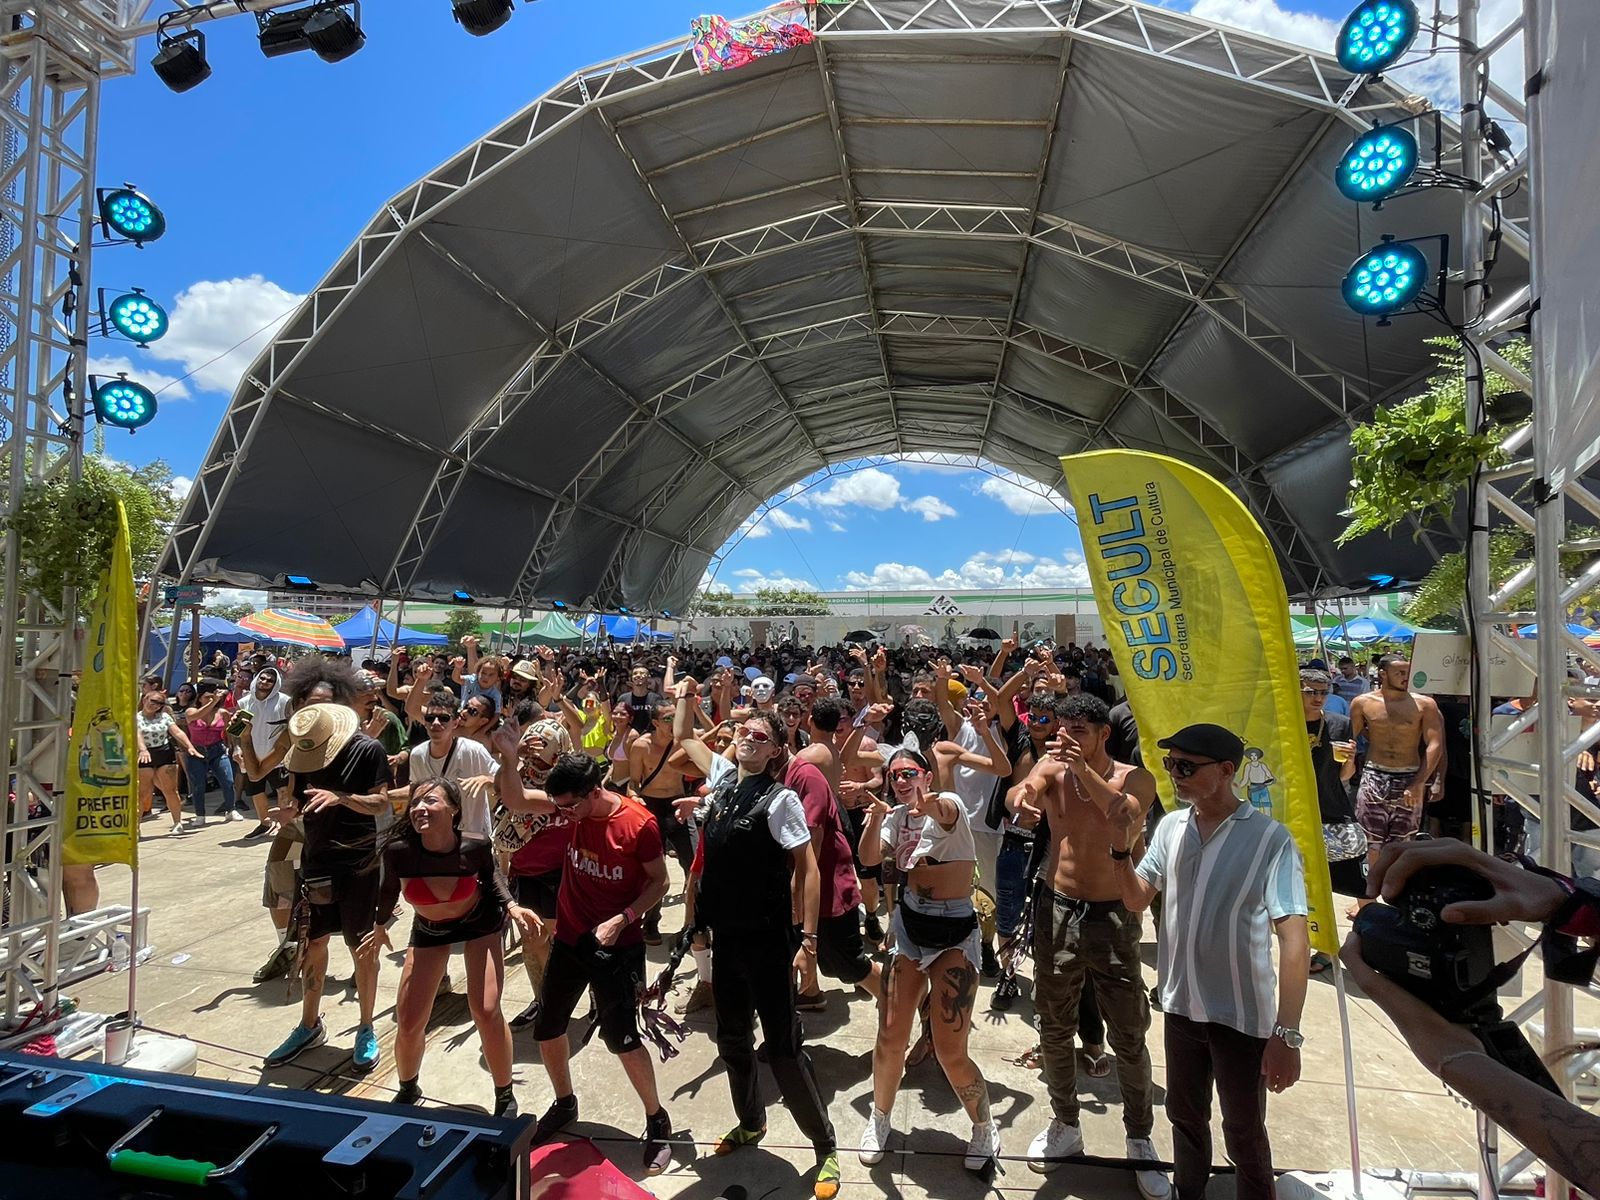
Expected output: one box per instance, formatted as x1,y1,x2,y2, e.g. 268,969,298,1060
170,475,193,503
976,470,1067,516
1187,0,1332,48
205,587,267,609
89,354,191,400
147,276,305,397
808,467,902,511
826,520,848,533
903,494,958,522
768,508,812,532
742,520,772,539
843,548,1089,591
729,569,817,592
843,562,937,589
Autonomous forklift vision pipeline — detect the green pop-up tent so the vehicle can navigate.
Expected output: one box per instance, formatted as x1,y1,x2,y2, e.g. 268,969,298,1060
522,611,583,645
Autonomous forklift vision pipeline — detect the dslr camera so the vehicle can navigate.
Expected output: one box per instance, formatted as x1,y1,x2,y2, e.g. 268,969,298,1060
1354,863,1498,1021
1355,861,1561,1094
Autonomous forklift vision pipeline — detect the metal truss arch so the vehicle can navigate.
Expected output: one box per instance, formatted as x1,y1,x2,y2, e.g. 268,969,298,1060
163,0,1511,617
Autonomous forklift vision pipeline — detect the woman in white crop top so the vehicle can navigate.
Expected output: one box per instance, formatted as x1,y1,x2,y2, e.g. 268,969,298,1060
858,747,999,1174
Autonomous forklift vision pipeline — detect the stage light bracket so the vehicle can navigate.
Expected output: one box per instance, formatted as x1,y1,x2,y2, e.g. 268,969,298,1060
258,1,365,63
151,22,211,93
96,186,166,247
1340,232,1450,326
90,373,159,432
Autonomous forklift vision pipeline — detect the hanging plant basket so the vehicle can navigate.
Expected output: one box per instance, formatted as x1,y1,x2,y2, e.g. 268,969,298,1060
2,464,121,603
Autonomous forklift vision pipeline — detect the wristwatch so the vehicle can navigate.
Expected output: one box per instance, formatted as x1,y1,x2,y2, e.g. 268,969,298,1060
1272,1023,1304,1049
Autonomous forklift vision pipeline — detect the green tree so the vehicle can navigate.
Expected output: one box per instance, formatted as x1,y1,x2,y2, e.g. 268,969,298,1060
752,586,830,615
442,607,483,651
688,585,831,617
205,600,256,622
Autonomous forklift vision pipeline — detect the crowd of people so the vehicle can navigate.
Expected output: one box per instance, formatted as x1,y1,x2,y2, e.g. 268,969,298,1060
115,632,1599,1198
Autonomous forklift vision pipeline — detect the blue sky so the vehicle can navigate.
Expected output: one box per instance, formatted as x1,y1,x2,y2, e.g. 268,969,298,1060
95,0,1429,596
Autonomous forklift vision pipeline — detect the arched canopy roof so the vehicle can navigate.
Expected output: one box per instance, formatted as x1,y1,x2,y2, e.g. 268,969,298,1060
163,0,1527,614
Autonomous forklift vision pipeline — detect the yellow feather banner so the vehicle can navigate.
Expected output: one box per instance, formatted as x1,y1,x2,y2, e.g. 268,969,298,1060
63,499,140,869
1061,450,1337,956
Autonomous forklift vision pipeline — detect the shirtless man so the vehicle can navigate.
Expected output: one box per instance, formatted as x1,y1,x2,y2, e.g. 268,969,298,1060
628,702,695,945
1009,693,1167,1199
837,698,886,940
1348,654,1444,913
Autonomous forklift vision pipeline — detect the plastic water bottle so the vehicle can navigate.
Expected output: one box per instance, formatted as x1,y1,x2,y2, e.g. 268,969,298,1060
111,933,130,971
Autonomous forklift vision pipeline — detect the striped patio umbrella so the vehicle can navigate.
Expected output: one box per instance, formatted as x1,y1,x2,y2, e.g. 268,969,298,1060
236,608,345,651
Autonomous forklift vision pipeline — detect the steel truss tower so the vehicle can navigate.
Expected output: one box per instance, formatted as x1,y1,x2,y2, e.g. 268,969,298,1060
0,0,145,1036
1463,2,1595,1196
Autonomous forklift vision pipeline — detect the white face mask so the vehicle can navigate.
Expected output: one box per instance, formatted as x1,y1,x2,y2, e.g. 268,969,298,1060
751,682,774,702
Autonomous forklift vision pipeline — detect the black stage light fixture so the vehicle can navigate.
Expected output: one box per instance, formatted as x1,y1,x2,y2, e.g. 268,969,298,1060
284,575,317,591
551,600,567,610
151,25,211,93
453,0,514,36
452,590,474,605
258,1,365,63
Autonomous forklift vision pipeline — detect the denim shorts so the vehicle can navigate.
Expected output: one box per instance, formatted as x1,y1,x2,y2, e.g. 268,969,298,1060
889,890,981,973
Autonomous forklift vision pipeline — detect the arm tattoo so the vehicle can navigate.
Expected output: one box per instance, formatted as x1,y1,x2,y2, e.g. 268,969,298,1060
939,962,979,1033
1467,1079,1600,1186
953,1076,991,1124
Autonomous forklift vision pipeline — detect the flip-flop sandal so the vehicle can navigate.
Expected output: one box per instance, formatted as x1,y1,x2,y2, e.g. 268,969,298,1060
1309,952,1335,975
1082,1049,1112,1078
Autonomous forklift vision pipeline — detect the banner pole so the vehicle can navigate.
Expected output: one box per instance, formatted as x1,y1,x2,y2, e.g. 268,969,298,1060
367,595,383,660
1333,958,1364,1196
125,857,140,1027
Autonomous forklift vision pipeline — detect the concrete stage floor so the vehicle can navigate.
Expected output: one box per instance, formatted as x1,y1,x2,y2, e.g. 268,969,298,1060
65,813,1580,1198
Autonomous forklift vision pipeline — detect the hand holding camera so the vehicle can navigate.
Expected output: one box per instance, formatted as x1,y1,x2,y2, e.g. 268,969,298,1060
1369,839,1566,927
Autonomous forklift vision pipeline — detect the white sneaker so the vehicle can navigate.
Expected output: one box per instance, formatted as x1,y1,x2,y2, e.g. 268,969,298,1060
1127,1136,1171,1200
858,1107,891,1165
168,821,186,835
1027,1119,1084,1174
227,810,244,823
964,1118,1000,1172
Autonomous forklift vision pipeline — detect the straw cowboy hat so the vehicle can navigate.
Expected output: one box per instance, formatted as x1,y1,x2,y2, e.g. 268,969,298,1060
284,703,359,772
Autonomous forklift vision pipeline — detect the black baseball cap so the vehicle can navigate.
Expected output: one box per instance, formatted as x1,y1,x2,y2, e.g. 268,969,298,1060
1156,723,1245,768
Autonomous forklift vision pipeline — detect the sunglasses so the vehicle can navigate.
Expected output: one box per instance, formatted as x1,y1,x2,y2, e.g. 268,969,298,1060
890,767,924,783
741,727,773,744
1028,711,1056,723
1301,688,1329,698
424,713,454,725
1162,755,1220,778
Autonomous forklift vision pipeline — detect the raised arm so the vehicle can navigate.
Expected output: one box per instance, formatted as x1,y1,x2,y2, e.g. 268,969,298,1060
988,630,1017,685
671,677,715,776
933,662,962,739
386,653,411,701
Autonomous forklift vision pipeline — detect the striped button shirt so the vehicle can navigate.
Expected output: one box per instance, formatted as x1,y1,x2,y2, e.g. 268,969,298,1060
1136,800,1308,1039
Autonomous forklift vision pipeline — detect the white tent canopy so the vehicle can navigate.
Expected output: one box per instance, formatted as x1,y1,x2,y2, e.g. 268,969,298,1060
161,0,1524,615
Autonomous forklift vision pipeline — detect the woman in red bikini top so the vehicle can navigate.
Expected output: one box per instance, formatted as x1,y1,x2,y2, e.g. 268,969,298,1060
360,777,541,1117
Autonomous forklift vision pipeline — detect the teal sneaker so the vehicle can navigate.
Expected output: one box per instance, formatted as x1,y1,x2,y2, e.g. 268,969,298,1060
264,1018,325,1067
352,1023,380,1074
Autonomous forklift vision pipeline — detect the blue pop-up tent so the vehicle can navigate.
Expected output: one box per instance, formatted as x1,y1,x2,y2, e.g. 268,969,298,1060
146,615,249,664
580,614,640,640
335,607,449,649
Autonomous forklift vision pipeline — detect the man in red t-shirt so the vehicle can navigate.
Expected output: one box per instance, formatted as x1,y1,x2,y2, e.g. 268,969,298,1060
788,755,883,1007
530,753,674,1176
